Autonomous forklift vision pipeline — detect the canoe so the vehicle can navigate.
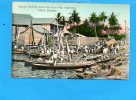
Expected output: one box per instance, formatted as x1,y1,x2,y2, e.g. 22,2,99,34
29,53,50,58
24,59,33,66
96,58,115,63
12,59,25,62
12,50,26,54
32,61,96,69
87,54,102,61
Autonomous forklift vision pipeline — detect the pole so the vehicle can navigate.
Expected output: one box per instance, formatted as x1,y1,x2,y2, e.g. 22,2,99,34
31,26,35,45
43,29,46,54
57,22,61,52
16,26,19,49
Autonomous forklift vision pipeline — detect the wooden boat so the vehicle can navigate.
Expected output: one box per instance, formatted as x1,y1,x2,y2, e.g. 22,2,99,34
12,49,26,54
12,58,25,62
32,61,96,69
24,59,33,66
96,58,115,63
29,53,50,58
87,54,102,61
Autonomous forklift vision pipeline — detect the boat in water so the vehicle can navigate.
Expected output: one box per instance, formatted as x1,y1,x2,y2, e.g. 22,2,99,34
32,60,96,69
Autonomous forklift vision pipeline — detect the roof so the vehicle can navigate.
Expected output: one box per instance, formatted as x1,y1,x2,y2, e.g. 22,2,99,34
32,18,63,26
12,13,33,26
64,26,71,34
106,39,117,46
12,13,63,26
33,18,57,25
33,27,52,35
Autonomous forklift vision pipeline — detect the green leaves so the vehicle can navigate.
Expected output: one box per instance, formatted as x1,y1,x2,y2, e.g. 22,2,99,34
68,10,81,27
108,12,121,34
99,12,107,22
56,13,66,26
108,12,119,26
55,10,123,40
89,12,99,24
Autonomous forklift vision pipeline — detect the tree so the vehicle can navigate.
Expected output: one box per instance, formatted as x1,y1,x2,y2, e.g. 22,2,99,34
98,12,108,37
99,12,107,22
83,19,89,25
89,12,99,37
56,13,62,24
68,19,94,37
60,16,66,26
69,10,81,32
108,12,121,35
68,16,73,28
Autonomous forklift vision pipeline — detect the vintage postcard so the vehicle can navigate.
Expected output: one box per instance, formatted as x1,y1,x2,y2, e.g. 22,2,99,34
12,2,130,79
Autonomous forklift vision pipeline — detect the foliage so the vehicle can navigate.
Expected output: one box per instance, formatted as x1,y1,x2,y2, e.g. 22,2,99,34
68,10,81,32
110,34,126,40
99,63,107,70
70,10,81,25
108,12,121,34
56,13,62,24
56,10,124,40
68,19,95,37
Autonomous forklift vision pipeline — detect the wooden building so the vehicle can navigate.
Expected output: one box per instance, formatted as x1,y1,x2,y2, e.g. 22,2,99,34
12,13,64,47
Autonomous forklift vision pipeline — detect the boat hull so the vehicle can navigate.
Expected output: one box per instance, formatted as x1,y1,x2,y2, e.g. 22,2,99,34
32,61,96,70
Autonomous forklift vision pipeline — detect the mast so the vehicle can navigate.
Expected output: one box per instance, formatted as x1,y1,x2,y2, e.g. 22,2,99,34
43,29,46,54
16,26,19,49
57,22,61,52
31,26,35,45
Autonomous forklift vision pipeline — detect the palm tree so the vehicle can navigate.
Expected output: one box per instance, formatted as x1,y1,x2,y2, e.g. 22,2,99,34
56,13,62,24
98,12,108,36
89,12,99,37
83,19,89,25
69,10,81,32
68,16,73,27
108,12,121,35
99,12,107,23
60,16,66,26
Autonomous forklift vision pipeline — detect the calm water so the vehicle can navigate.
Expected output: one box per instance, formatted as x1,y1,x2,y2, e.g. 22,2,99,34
12,54,109,79
12,54,77,78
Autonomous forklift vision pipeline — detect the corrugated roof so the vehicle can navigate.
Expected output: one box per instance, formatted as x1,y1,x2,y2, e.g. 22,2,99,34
33,27,52,35
32,18,63,26
12,13,63,26
12,13,33,26
32,18,56,25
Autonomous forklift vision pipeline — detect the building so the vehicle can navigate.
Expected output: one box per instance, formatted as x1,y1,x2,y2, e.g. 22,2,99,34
12,13,64,47
12,13,98,48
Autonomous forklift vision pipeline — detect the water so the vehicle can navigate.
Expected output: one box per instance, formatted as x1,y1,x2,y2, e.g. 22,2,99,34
12,62,77,78
12,52,128,79
13,54,29,60
12,54,77,78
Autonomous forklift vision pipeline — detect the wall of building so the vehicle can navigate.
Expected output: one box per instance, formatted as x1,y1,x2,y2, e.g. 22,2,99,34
12,26,45,46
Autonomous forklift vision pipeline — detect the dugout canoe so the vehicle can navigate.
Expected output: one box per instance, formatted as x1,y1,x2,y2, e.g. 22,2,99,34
12,50,27,54
12,58,25,62
29,53,50,58
32,61,96,69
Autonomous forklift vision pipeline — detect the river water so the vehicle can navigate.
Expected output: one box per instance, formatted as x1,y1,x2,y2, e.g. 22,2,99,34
12,54,78,79
12,53,126,79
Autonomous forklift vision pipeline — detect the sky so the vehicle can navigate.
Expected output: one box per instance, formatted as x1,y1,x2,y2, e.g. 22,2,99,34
13,2,130,33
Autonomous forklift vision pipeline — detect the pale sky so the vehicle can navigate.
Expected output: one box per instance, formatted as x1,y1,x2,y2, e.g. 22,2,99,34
13,2,130,32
